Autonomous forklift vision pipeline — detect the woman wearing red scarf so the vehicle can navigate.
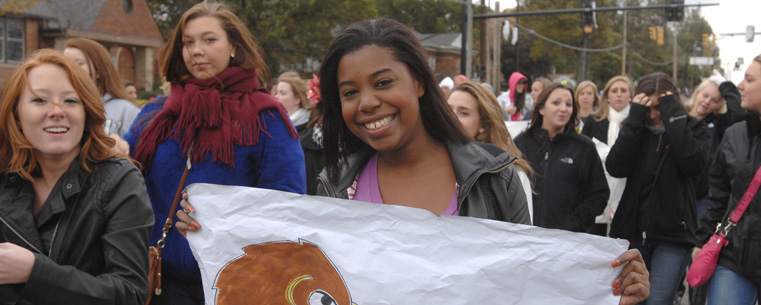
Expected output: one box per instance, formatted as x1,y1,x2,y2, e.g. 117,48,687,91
123,3,306,304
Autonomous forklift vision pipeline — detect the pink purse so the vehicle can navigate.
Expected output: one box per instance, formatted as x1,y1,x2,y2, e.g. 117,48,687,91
686,164,761,287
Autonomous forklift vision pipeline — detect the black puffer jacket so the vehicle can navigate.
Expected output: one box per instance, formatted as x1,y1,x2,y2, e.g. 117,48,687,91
317,141,531,224
697,112,761,278
607,95,710,247
514,127,609,232
0,158,154,305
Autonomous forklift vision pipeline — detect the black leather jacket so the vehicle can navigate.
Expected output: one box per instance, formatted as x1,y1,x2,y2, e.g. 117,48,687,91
698,113,761,278
0,158,154,305
316,141,531,224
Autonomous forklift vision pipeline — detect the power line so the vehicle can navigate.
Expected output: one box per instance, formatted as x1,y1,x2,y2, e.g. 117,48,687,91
632,51,674,66
512,22,624,53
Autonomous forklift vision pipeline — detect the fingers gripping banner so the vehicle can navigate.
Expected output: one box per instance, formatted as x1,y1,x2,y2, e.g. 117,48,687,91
185,183,628,305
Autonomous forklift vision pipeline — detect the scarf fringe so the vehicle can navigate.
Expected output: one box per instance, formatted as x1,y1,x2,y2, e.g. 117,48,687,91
181,110,298,169
179,87,223,129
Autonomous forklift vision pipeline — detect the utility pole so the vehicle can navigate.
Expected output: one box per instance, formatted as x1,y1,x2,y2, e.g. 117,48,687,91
461,0,468,75
493,2,501,90
481,0,487,82
621,11,627,76
671,22,678,82
514,0,520,72
466,2,473,77
460,0,473,77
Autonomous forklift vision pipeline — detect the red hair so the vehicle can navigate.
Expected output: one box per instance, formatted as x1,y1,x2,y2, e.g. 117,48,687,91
0,49,127,181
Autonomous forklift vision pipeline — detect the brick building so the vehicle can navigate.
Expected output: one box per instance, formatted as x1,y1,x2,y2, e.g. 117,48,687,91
0,0,163,91
414,31,463,79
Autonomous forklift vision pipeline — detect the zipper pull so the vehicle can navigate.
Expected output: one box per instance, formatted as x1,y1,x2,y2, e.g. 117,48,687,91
641,231,647,245
545,152,549,161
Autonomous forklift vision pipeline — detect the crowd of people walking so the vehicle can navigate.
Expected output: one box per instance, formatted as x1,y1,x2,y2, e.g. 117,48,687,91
0,1,758,305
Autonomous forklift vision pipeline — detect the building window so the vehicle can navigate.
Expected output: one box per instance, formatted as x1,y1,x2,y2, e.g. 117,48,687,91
0,18,24,63
428,56,436,70
123,0,133,13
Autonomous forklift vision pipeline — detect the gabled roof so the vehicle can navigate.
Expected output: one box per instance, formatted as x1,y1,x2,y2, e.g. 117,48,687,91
413,31,462,54
17,0,163,47
22,0,108,32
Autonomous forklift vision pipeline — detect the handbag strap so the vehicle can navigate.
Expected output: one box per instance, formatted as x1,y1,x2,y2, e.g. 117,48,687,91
729,164,761,224
155,154,192,249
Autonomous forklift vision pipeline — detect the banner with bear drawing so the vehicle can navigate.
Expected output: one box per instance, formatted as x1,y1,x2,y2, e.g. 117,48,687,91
185,183,628,305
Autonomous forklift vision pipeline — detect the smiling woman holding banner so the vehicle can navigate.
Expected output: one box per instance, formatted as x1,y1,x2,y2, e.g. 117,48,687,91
176,18,651,304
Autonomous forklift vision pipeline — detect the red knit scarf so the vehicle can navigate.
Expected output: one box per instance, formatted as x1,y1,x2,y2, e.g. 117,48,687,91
133,67,298,171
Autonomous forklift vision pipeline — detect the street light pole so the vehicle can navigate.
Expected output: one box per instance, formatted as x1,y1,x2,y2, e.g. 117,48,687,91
667,21,679,82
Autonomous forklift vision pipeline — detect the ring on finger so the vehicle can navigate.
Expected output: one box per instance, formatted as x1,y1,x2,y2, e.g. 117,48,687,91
183,207,190,214
634,99,641,103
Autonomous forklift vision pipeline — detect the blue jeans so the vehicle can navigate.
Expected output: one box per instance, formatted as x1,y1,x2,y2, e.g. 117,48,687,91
148,276,204,305
696,196,709,221
707,265,761,305
636,241,691,305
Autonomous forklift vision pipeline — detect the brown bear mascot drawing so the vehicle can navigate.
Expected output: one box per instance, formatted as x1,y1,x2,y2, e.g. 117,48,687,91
214,240,356,305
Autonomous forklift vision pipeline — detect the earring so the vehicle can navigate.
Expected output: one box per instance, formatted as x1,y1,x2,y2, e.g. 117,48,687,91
479,128,485,133
231,53,235,58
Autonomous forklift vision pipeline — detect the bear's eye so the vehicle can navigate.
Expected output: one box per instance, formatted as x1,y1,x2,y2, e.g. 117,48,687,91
308,291,337,305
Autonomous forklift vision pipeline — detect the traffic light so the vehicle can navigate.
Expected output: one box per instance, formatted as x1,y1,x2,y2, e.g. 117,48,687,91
583,0,596,34
657,27,664,46
649,26,657,41
665,0,684,22
702,33,711,56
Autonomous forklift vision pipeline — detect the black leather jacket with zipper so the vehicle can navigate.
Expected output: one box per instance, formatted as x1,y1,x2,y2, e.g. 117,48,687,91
0,158,154,305
316,141,531,224
697,112,761,278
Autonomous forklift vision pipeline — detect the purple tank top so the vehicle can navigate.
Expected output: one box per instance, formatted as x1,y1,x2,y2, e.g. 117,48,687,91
354,153,458,216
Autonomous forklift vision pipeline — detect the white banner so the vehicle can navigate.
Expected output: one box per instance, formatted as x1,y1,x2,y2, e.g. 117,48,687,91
186,183,629,305
593,138,627,224
505,120,530,139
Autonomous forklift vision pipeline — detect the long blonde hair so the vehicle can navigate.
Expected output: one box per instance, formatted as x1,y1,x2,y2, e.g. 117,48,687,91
452,81,533,177
274,77,311,111
687,79,726,116
594,76,632,122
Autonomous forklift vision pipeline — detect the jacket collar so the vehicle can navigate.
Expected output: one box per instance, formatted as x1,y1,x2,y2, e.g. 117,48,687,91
746,111,761,138
0,159,82,253
447,141,515,188
36,159,83,223
529,126,573,142
322,141,516,198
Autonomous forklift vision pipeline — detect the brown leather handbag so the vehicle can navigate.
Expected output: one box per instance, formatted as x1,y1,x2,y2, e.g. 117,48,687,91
146,158,191,304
